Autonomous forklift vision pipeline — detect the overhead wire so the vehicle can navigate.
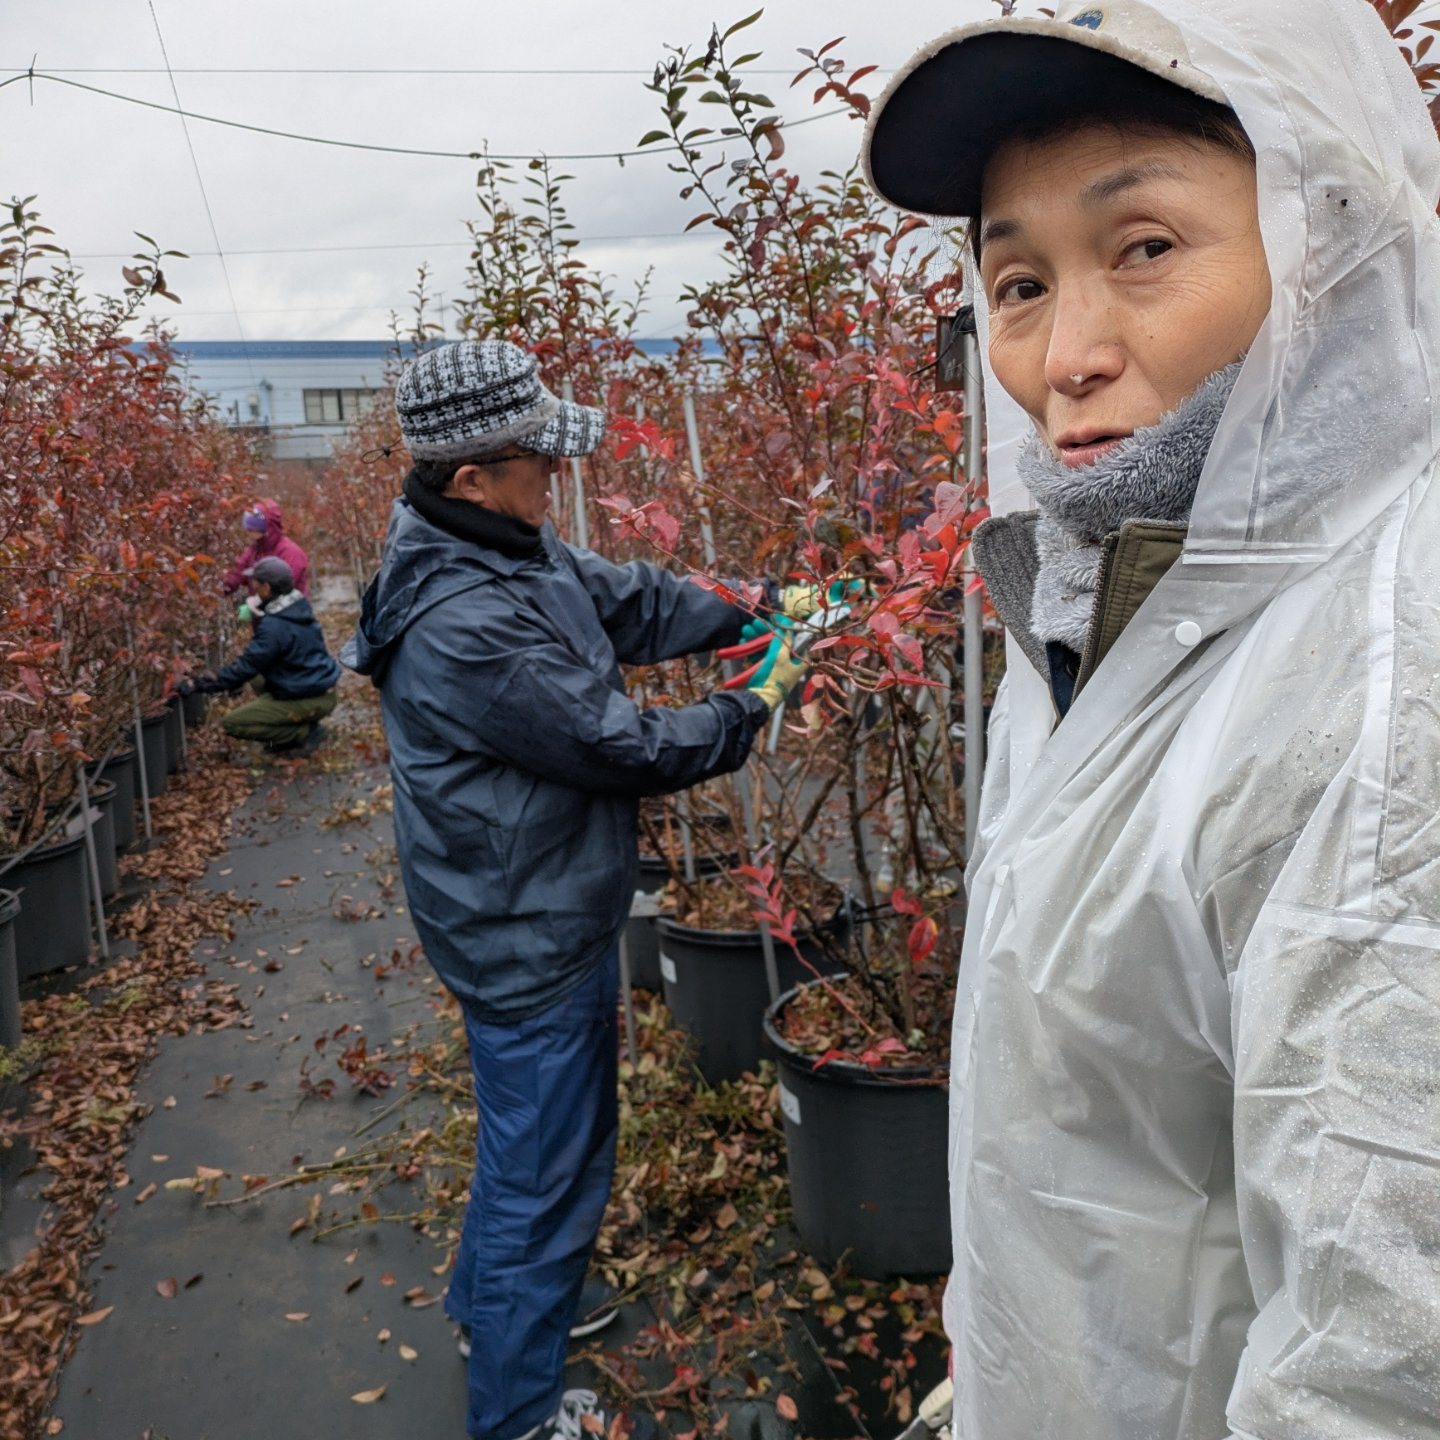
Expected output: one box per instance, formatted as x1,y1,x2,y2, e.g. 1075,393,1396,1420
142,2,255,378
0,68,851,162
69,231,718,259
1,64,844,75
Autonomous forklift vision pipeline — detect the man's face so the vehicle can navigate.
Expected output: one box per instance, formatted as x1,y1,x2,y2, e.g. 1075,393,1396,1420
451,452,554,528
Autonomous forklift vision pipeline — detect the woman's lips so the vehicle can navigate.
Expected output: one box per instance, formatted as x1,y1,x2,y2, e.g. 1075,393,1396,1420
1057,435,1128,469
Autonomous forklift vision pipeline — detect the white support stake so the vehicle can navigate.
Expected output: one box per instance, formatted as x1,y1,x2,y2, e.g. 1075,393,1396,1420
75,764,109,959
127,623,154,842
561,379,590,550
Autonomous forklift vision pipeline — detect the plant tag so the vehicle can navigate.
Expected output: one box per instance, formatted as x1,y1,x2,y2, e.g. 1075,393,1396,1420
659,953,677,985
64,806,102,839
778,1081,801,1127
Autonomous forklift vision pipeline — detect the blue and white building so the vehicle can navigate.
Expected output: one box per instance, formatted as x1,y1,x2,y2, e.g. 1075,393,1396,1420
170,340,407,461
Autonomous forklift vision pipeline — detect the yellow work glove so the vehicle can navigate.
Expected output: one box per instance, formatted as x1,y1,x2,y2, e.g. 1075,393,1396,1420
748,630,808,712
781,578,870,622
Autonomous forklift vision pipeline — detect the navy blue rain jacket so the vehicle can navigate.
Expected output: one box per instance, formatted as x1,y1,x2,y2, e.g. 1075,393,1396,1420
213,592,341,698
342,500,769,1021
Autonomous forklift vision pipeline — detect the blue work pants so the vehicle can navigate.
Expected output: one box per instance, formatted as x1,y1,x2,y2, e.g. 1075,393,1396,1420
446,948,619,1440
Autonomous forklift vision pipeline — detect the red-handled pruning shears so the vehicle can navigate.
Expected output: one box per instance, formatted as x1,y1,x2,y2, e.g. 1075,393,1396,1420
716,632,775,690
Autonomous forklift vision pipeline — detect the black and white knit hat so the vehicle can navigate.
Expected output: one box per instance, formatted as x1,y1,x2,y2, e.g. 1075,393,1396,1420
394,340,607,462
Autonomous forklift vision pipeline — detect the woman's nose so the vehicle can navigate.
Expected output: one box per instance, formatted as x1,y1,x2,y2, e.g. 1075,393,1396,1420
1043,288,1124,394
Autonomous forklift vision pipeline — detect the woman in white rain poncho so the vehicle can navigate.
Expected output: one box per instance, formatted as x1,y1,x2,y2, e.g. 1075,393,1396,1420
863,1,1440,1437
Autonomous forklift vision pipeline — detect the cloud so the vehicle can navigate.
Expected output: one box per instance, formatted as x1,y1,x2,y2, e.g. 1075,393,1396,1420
6,0,995,340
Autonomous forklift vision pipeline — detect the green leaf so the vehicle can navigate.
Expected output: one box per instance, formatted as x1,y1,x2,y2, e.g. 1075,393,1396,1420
637,130,670,147
723,9,764,42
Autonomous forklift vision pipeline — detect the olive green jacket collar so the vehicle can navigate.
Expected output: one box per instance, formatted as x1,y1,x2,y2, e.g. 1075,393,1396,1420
971,512,1187,705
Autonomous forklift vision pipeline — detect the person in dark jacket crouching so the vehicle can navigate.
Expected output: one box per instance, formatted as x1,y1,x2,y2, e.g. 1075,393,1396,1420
196,555,341,753
343,340,801,1440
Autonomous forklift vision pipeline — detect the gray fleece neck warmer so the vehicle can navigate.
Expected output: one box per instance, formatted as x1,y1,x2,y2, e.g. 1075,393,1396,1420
1020,361,1243,650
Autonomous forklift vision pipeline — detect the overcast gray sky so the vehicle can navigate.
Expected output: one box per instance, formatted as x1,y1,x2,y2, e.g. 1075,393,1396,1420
4,0,1001,342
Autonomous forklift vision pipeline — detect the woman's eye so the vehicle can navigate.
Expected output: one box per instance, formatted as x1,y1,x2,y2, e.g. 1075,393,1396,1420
995,276,1045,305
1123,238,1173,265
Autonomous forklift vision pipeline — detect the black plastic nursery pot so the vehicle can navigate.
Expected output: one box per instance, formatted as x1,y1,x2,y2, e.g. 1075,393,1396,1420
93,746,138,851
0,889,21,1050
625,850,737,992
181,688,208,728
764,980,951,1277
656,908,846,1086
162,697,185,773
135,712,170,799
1,832,91,979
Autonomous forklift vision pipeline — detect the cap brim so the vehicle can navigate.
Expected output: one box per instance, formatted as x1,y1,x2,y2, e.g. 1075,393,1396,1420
517,398,607,458
863,20,1227,219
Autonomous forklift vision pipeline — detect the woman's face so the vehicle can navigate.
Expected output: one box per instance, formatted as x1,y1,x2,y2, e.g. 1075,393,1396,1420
979,125,1271,468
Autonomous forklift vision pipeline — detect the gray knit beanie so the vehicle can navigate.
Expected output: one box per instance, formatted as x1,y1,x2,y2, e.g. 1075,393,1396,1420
394,340,606,462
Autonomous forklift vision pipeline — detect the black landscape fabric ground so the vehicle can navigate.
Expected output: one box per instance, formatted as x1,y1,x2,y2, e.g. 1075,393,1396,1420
0,716,939,1440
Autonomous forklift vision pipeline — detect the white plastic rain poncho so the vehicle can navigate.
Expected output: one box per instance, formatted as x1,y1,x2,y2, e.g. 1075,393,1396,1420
944,1,1440,1436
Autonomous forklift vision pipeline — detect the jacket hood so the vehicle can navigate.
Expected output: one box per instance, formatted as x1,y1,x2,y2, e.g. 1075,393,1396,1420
979,0,1440,573
342,499,526,681
255,498,285,543
263,589,316,625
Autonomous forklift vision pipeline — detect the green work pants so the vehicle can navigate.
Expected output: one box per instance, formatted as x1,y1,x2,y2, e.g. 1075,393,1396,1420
220,687,337,747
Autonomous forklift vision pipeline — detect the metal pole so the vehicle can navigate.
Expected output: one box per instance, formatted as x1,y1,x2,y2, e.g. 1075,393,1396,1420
683,389,779,1004
962,329,986,858
75,764,109,959
127,623,154,842
678,801,696,883
561,379,589,550
681,393,718,566
616,928,640,1071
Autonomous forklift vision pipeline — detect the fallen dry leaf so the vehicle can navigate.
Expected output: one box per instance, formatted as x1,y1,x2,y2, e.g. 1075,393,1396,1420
45,1420,64,1436
75,1307,113,1327
399,1344,418,1361
377,1327,391,1343
344,1276,364,1294
775,1394,798,1422
351,1386,386,1405
134,1183,157,1205
285,1312,309,1322
155,1278,178,1300
379,1271,396,1287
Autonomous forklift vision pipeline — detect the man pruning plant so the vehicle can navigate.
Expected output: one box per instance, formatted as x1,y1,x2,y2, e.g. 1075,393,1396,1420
342,339,812,1440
